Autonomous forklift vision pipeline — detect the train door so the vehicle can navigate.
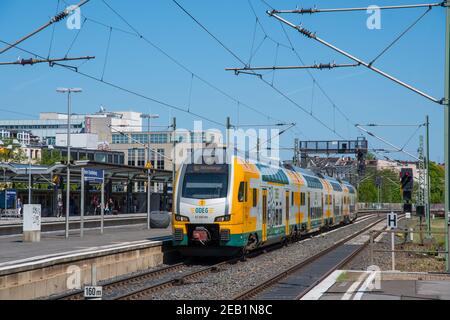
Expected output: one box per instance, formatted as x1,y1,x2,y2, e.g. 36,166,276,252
262,189,268,242
285,190,290,236
307,192,311,227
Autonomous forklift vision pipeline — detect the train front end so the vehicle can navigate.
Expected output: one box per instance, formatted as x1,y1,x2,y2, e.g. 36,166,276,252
172,161,244,256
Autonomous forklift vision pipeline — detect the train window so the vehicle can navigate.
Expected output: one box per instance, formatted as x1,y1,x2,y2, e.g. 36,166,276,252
182,164,229,199
291,192,294,206
238,182,245,202
300,193,305,206
252,189,257,207
286,192,290,220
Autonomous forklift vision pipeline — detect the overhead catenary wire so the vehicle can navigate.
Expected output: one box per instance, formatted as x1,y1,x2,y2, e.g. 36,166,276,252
0,0,91,55
356,125,420,160
0,108,38,119
65,17,87,58
171,0,346,139
255,0,358,138
99,0,284,124
259,0,356,117
0,38,225,128
369,6,433,65
47,0,61,59
267,10,444,105
101,27,113,81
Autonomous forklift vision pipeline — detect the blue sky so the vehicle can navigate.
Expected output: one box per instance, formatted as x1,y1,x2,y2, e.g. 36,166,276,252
0,0,446,162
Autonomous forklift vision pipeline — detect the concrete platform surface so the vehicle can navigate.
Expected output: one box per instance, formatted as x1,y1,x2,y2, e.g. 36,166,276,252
302,270,450,300
0,224,172,267
0,213,147,226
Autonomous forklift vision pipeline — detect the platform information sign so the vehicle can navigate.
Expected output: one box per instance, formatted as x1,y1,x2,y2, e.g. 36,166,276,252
387,212,398,229
84,286,103,300
84,169,104,184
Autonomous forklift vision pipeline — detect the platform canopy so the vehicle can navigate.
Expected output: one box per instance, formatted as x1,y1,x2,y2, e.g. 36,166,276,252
0,161,173,185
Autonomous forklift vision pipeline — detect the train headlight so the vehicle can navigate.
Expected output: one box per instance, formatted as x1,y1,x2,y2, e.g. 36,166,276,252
175,215,190,222
214,215,231,222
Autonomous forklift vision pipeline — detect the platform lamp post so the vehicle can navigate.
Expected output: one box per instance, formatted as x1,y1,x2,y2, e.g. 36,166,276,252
57,88,82,239
140,113,159,230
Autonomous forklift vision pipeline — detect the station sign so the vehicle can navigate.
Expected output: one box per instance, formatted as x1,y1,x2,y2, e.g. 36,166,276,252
84,169,104,184
0,189,17,209
84,286,103,300
387,212,398,230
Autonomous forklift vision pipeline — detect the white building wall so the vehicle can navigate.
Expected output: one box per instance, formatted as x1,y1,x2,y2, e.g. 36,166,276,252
56,133,99,150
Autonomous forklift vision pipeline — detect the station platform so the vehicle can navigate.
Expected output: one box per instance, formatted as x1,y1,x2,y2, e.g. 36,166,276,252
0,213,152,236
0,223,172,266
302,270,450,300
0,224,173,299
0,213,147,226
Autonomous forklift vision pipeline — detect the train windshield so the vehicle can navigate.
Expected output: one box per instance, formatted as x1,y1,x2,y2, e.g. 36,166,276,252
182,164,229,199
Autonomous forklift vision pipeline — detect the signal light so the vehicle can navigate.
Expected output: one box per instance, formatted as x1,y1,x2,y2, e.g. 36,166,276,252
215,215,231,223
175,215,190,222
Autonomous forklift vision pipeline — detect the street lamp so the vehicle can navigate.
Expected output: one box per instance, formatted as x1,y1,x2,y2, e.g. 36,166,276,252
140,113,159,230
56,87,82,239
140,114,160,165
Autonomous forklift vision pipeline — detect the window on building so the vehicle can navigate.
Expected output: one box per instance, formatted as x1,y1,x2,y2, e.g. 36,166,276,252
149,149,165,169
131,134,148,144
137,149,145,167
112,134,129,144
150,133,168,144
128,149,136,166
95,153,107,163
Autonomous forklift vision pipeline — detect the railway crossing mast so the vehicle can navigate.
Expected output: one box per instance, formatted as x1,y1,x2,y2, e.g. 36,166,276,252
258,1,450,273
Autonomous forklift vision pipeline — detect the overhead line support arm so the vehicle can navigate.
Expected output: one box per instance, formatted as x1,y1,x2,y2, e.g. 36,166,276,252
267,11,444,105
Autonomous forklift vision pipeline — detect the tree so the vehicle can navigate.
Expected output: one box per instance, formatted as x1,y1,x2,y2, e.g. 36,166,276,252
39,149,63,166
366,152,377,160
0,139,26,163
357,167,401,203
429,162,444,204
358,178,378,202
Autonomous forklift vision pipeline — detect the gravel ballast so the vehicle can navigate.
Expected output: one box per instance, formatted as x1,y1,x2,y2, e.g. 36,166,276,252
142,216,380,300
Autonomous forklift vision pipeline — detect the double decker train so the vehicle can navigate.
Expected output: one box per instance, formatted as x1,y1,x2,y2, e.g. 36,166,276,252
172,149,357,256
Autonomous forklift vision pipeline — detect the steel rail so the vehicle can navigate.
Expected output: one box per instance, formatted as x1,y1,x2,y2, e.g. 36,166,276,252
233,217,385,300
113,261,231,300
295,226,388,300
272,3,445,14
53,216,376,300
267,12,444,105
55,262,186,300
113,218,373,300
104,217,375,300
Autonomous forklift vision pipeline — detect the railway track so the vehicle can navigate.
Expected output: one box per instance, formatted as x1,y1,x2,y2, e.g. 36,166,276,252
53,215,377,300
233,217,388,300
56,262,189,300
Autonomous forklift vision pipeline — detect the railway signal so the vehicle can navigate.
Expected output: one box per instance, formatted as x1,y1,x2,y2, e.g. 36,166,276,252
400,168,413,214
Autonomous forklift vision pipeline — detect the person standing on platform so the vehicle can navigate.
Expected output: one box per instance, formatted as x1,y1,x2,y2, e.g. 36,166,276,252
16,197,22,217
57,197,63,218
